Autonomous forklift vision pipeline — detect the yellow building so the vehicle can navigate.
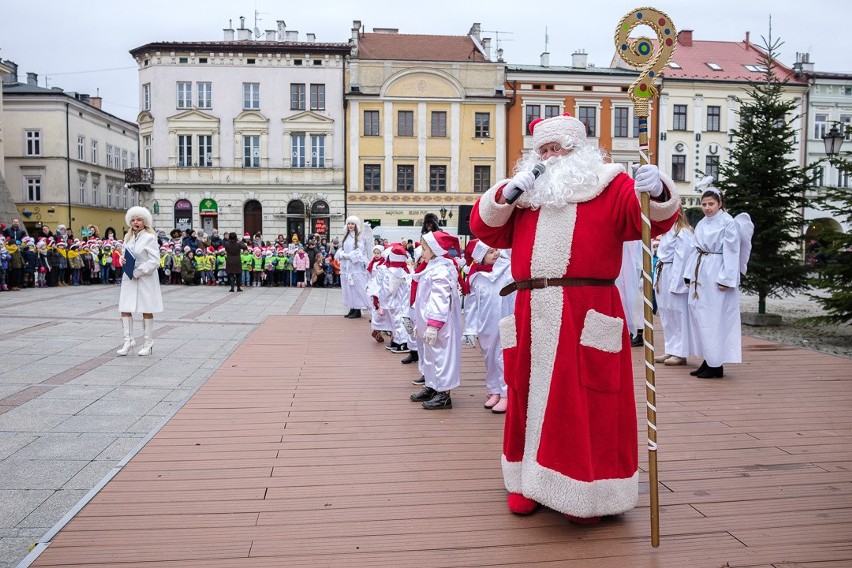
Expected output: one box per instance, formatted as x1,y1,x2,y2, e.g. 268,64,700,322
345,22,508,241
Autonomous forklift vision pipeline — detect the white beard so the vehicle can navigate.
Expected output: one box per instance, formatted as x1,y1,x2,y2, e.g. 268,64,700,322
513,144,606,210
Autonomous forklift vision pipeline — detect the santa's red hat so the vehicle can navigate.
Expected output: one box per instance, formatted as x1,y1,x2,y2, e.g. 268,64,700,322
464,239,490,266
421,230,460,259
529,112,587,154
387,243,409,264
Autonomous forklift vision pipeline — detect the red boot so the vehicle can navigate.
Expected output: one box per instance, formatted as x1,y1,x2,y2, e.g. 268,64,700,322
507,493,540,515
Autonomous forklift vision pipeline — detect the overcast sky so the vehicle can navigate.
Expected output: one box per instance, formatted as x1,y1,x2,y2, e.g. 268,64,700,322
3,0,849,123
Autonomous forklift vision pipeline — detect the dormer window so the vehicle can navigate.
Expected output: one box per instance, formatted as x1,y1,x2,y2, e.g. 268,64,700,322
668,61,682,69
744,64,767,72
706,62,723,71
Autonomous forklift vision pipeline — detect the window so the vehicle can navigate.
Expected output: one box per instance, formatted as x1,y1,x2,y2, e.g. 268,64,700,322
25,130,41,156
198,135,212,167
364,164,381,191
431,111,447,137
473,165,491,193
290,83,305,110
814,113,828,139
398,110,414,136
177,81,192,109
91,178,99,205
744,64,767,73
397,165,414,192
429,165,447,192
91,140,98,164
143,136,151,168
122,186,129,209
841,114,852,141
668,61,682,69
77,135,85,160
106,144,114,168
707,106,721,132
309,84,325,110
79,178,87,204
197,82,212,108
614,108,629,137
671,155,686,181
291,134,306,167
243,135,260,167
706,62,723,71
838,169,850,189
812,166,824,188
243,83,260,109
364,110,380,136
633,115,641,138
121,149,128,170
578,106,597,137
178,135,193,167
310,135,325,168
673,105,688,130
107,184,114,208
474,113,490,138
130,152,137,168
142,83,151,111
545,105,561,119
705,156,720,180
525,105,540,132
25,177,42,202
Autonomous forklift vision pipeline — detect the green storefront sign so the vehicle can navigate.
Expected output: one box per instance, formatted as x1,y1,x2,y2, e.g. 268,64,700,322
199,198,218,216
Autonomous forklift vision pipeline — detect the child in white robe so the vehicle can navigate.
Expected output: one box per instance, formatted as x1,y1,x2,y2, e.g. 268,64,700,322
654,209,695,365
409,231,462,410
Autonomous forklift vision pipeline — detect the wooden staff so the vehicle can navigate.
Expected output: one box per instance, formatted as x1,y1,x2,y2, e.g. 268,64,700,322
614,7,676,548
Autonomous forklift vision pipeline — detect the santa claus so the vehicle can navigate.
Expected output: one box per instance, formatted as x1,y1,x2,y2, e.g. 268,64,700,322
470,113,679,522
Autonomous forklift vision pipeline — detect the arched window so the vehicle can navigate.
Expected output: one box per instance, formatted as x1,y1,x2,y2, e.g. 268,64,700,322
244,200,262,237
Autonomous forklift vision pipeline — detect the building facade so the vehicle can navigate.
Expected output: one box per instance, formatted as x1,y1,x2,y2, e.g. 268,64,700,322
130,21,349,242
506,50,652,177
616,30,809,216
802,65,852,234
345,22,508,242
2,64,140,237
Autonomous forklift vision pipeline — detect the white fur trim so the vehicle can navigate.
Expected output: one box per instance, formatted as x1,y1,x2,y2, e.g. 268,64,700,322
502,455,523,493
125,206,153,228
523,463,639,517
477,182,515,228
579,309,624,353
498,314,517,350
421,231,446,257
472,240,490,264
648,172,680,222
532,115,587,153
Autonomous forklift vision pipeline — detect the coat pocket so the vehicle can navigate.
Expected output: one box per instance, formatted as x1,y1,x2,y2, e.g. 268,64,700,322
578,309,624,393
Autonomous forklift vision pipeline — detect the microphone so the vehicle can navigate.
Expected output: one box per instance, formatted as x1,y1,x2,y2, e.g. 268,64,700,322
504,163,546,204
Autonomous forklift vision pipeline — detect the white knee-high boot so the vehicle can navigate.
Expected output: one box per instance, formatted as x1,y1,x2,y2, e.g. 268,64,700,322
116,316,135,356
137,319,154,356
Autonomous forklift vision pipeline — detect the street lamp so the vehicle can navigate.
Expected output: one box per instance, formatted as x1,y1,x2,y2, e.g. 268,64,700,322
823,124,845,158
438,205,447,226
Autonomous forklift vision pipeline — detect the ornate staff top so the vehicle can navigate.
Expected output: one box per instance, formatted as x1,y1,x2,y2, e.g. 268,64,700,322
615,7,677,116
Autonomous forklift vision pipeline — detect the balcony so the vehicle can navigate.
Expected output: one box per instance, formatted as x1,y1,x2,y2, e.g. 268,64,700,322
124,168,154,191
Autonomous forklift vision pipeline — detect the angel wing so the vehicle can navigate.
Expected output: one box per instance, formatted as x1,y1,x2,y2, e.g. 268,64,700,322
360,221,374,253
734,213,754,275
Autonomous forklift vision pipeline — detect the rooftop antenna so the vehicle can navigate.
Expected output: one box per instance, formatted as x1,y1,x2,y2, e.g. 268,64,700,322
253,9,269,39
544,27,549,53
482,29,514,56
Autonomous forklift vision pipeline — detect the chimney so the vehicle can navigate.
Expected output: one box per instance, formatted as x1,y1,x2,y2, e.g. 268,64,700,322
306,33,316,42
236,16,251,40
265,30,276,41
26,72,38,86
78,93,90,104
677,30,693,47
482,37,491,60
285,30,299,41
277,20,286,40
89,96,102,109
541,52,550,67
571,50,588,69
223,27,234,41
744,31,750,49
372,28,398,34
1,60,18,84
796,52,815,74
469,22,482,42
351,20,362,41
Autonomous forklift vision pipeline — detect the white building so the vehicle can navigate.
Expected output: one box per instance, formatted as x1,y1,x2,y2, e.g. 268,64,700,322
2,63,140,237
130,20,350,241
801,61,852,234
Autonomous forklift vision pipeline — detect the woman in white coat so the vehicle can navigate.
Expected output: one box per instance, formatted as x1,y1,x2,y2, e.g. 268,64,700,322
336,216,372,318
654,209,695,366
118,206,163,356
683,188,744,378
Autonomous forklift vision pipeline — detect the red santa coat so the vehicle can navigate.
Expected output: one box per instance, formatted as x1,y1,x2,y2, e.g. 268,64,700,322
470,163,679,517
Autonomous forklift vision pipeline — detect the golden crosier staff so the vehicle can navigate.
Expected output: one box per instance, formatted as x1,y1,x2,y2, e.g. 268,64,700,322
614,7,676,548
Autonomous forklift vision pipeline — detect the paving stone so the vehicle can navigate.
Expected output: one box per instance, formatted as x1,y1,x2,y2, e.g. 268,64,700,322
0,434,38,460
18,489,88,528
0,460,87,490
0,490,52,529
0,536,42,568
95,436,143,461
63,461,118,491
11,433,116,461
38,385,115,400
52,414,139,434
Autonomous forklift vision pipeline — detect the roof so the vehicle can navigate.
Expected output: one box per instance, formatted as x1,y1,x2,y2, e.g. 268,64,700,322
508,64,638,77
356,33,488,62
657,38,807,84
130,40,350,58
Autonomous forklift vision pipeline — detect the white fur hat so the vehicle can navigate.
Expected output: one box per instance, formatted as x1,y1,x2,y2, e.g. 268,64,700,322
125,206,153,228
345,215,362,231
530,113,587,153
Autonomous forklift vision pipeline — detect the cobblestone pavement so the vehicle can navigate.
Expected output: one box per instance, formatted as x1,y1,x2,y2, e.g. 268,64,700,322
0,283,344,568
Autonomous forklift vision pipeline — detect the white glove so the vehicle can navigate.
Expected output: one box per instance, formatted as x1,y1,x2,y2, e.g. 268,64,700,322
502,170,536,204
634,165,663,197
423,326,439,345
463,335,476,348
